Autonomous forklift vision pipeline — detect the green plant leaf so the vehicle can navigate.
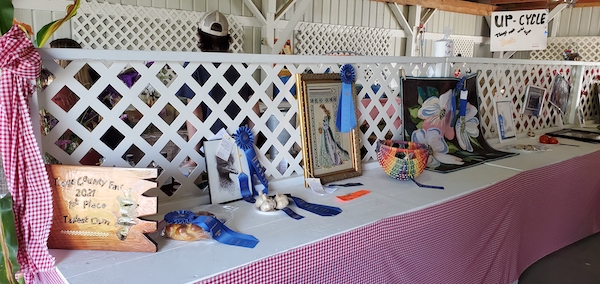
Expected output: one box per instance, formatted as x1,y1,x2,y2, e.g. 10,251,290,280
0,193,20,284
0,0,14,36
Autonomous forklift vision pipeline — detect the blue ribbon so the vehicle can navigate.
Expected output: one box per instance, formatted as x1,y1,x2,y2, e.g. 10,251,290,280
164,210,259,248
451,76,467,127
235,127,268,196
336,64,357,133
285,194,342,217
281,207,304,220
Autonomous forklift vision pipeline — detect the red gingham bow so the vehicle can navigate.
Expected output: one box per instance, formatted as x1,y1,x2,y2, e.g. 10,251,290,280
0,25,65,284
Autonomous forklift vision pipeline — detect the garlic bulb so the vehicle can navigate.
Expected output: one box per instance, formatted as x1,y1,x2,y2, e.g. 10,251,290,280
254,193,268,208
274,193,289,209
259,198,277,212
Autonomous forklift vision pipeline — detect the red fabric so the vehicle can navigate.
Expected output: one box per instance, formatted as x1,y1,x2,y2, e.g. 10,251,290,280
0,25,64,283
196,151,600,284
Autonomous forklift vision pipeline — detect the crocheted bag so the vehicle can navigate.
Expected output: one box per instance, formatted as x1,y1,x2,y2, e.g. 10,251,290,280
376,140,429,180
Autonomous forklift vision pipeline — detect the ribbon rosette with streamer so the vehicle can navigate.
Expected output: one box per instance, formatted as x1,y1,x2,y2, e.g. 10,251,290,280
336,64,357,133
164,210,259,248
235,127,268,199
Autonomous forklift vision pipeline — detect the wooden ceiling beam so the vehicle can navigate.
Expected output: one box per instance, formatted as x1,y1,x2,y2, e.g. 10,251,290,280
495,2,560,10
489,0,546,4
373,0,497,16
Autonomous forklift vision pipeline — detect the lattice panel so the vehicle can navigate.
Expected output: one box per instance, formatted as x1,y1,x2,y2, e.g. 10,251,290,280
74,1,244,53
579,67,600,121
449,36,475,57
451,61,582,140
294,23,392,56
38,51,435,202
530,36,600,62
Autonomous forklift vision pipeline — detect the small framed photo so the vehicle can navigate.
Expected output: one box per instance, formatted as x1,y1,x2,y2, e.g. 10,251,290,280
296,73,362,185
522,85,546,117
204,140,251,204
494,97,517,143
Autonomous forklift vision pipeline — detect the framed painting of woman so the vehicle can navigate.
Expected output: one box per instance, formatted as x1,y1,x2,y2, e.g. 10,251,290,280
296,73,362,185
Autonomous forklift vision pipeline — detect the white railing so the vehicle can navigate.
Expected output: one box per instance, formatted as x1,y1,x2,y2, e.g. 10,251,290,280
35,48,600,210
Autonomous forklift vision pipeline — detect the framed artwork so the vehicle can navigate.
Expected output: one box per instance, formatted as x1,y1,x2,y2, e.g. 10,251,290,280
204,140,251,204
522,85,546,117
494,97,517,143
402,75,517,173
296,73,362,185
549,74,571,114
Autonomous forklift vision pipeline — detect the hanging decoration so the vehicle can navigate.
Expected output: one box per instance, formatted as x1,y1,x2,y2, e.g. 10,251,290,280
335,64,357,133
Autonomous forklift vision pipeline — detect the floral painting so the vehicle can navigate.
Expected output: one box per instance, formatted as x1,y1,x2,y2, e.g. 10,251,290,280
402,74,517,173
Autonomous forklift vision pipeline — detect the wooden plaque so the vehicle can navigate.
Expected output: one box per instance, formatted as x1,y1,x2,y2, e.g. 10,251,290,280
46,165,158,252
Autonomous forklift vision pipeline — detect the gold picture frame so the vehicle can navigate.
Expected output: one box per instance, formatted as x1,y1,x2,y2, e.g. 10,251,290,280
296,73,362,186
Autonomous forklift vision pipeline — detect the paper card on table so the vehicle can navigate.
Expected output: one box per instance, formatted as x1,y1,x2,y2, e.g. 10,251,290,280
306,177,332,195
336,190,371,201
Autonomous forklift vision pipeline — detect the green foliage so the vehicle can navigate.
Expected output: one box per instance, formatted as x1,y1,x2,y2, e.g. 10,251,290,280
0,0,14,36
0,193,21,284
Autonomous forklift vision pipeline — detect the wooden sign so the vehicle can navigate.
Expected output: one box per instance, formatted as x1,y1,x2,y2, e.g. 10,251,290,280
46,165,158,252
490,9,548,52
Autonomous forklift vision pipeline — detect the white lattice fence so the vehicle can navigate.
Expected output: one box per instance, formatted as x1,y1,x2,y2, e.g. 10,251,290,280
36,49,600,207
294,22,392,56
580,66,600,121
530,36,600,62
37,49,434,203
451,60,586,139
449,36,475,57
74,1,244,53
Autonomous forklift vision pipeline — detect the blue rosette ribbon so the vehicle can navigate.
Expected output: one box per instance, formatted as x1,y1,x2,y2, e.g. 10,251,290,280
164,210,259,248
235,126,269,197
336,64,357,133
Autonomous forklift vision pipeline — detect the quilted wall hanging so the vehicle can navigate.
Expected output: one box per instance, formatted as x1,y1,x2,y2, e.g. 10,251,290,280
402,74,517,173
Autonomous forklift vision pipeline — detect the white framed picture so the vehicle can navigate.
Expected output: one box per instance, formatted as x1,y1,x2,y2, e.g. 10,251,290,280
204,140,251,204
522,85,546,117
494,97,517,143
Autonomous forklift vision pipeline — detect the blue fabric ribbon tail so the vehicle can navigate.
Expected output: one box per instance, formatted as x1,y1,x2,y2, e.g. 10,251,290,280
336,64,357,133
235,127,268,196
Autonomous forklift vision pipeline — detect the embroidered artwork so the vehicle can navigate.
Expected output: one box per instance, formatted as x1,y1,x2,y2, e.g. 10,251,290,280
402,74,517,173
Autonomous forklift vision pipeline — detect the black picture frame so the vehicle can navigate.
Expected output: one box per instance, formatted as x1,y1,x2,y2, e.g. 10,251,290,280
546,129,600,143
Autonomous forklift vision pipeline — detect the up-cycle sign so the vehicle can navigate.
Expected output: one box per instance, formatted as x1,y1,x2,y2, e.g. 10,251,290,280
490,9,548,52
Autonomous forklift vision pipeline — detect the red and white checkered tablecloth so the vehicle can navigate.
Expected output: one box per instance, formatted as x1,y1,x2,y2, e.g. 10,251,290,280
0,25,65,284
196,150,600,284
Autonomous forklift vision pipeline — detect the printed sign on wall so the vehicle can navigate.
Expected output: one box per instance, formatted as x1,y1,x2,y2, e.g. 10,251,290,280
490,9,548,52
